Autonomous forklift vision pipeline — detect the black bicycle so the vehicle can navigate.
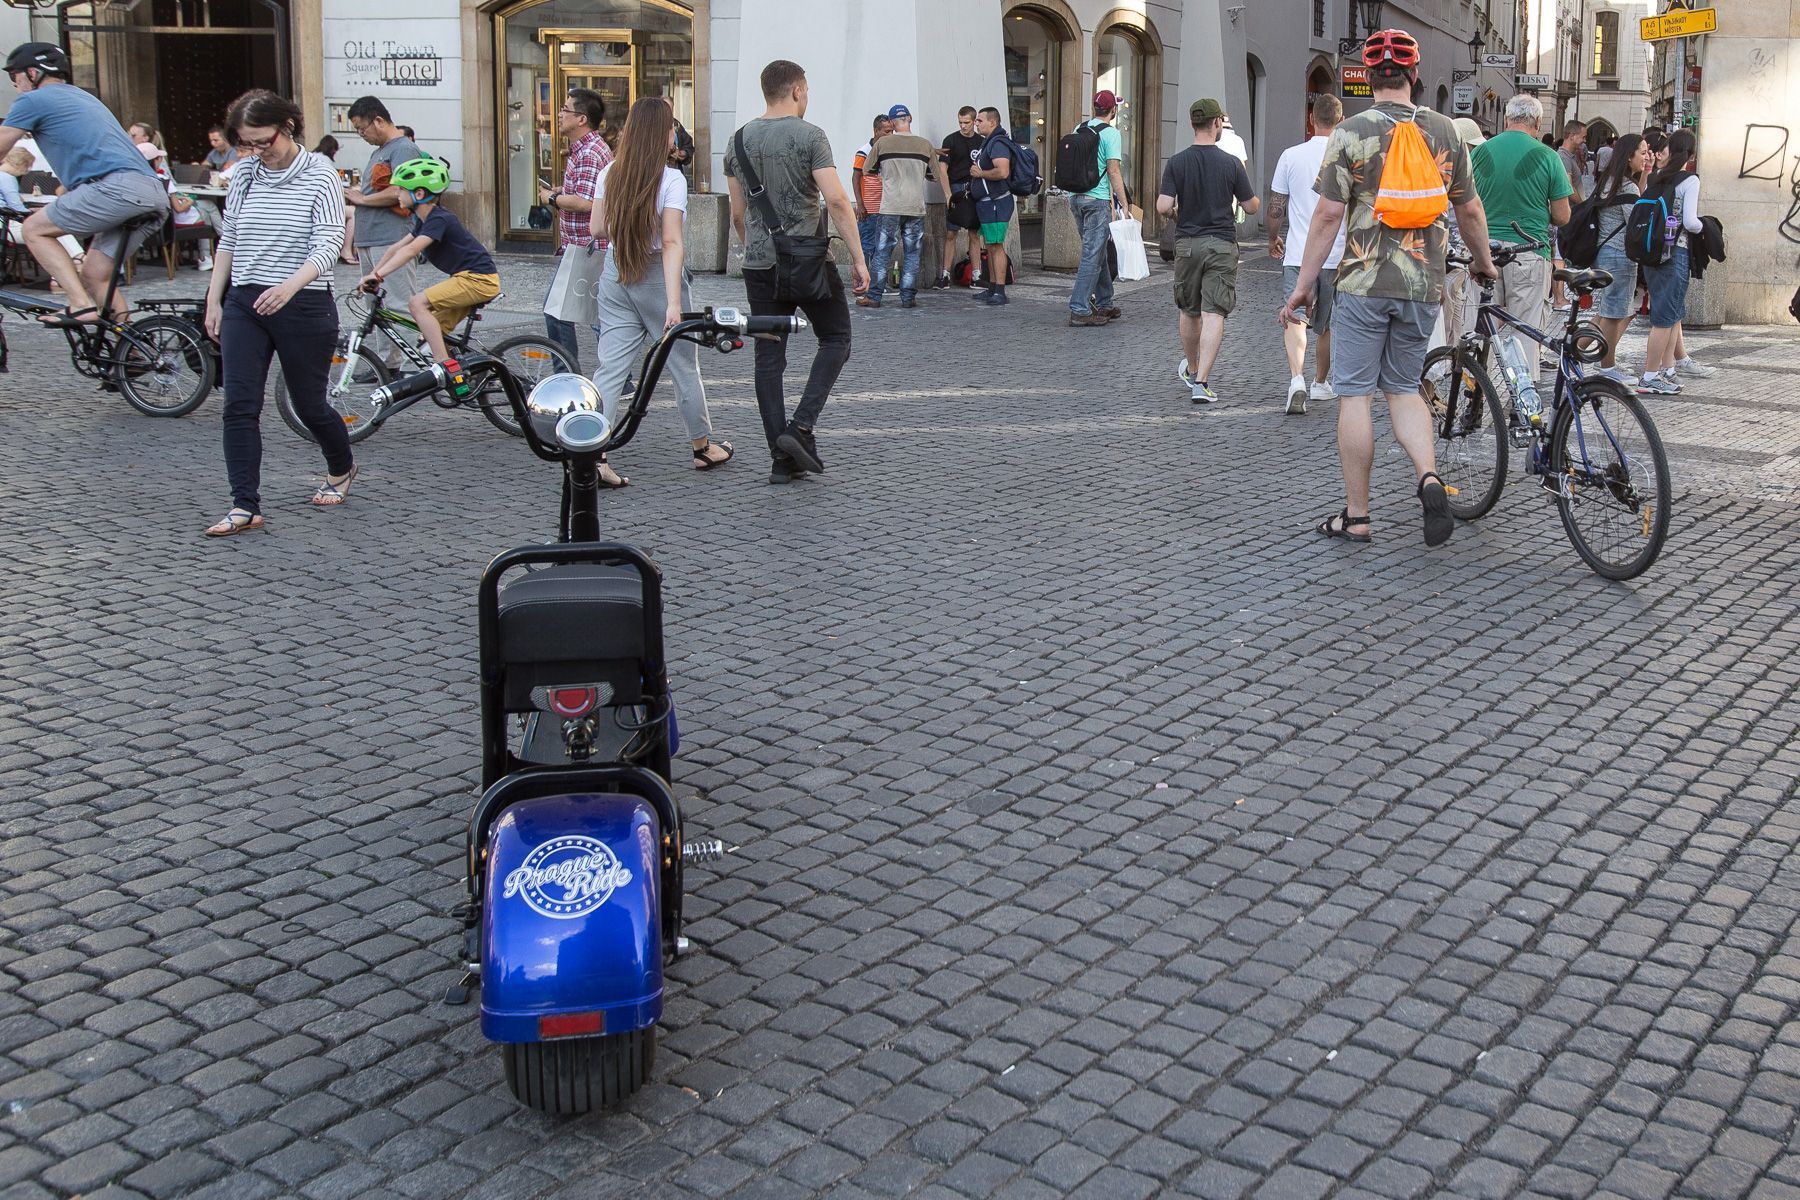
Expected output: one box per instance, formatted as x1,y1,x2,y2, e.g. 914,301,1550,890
1424,234,1672,580
0,208,214,416
271,285,575,443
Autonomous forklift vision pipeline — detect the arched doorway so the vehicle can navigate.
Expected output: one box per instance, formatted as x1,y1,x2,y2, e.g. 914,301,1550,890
490,0,694,242
1094,10,1162,219
1435,83,1449,114
58,0,289,164
1002,0,1079,221
1244,52,1266,179
1305,60,1332,137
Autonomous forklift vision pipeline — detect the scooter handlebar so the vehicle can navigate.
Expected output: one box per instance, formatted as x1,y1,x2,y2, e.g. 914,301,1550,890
705,306,807,337
368,361,449,409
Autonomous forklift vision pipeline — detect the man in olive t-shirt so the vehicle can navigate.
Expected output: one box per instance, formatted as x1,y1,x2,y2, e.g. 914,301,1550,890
724,59,869,484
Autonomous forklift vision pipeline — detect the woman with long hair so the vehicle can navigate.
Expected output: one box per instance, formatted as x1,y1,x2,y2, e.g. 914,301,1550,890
202,89,356,536
589,95,729,486
1588,132,1652,382
1637,129,1707,394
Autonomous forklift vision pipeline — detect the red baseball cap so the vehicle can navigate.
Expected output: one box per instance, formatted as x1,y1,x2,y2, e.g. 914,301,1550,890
1093,90,1119,112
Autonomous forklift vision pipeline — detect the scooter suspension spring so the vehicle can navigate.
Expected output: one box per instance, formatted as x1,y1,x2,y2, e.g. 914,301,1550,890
682,838,728,865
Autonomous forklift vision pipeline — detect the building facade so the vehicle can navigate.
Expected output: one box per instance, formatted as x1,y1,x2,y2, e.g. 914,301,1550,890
1573,0,1655,143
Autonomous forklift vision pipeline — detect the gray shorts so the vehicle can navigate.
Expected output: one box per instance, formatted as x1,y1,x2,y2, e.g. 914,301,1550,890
1330,292,1439,398
45,170,169,261
1281,264,1336,333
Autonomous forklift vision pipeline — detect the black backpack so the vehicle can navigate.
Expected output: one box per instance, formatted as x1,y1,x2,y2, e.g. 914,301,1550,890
1053,121,1103,193
1560,192,1633,268
1625,171,1692,267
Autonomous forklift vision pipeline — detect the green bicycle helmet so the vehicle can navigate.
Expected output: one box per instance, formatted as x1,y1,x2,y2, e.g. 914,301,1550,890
390,156,450,195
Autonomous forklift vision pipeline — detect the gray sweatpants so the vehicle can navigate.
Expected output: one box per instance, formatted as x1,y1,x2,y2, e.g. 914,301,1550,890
592,250,710,442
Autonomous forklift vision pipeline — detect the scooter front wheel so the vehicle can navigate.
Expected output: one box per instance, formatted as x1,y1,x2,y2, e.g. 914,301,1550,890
503,1027,655,1115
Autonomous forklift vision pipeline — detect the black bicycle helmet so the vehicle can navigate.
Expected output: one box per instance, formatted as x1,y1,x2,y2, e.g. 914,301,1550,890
5,43,72,78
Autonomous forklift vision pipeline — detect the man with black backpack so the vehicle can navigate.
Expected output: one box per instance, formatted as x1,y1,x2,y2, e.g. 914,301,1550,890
968,106,1015,306
1055,91,1128,326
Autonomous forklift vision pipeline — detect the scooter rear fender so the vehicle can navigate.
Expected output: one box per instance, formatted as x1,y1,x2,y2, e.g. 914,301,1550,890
480,792,663,1043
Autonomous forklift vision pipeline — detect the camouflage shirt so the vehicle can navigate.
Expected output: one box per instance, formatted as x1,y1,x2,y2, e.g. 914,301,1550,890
1315,102,1474,302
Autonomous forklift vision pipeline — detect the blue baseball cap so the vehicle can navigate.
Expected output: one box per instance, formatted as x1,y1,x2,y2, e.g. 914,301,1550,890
887,103,912,120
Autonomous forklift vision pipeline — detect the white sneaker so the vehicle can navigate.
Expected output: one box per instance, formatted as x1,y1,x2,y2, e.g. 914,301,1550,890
195,257,214,271
1178,357,1194,386
1310,380,1337,401
1286,374,1307,415
1595,366,1632,384
1191,380,1217,404
1675,357,1717,379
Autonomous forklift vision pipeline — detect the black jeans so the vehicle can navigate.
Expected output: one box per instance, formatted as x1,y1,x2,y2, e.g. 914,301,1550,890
221,285,351,514
744,265,852,466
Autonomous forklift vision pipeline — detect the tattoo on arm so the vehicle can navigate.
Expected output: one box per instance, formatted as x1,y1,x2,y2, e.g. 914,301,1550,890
1267,194,1288,232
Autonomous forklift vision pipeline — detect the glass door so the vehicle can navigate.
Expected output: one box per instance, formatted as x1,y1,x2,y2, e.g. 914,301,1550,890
546,33,636,186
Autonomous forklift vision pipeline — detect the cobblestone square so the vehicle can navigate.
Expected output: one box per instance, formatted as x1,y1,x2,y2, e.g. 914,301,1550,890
0,250,1796,1199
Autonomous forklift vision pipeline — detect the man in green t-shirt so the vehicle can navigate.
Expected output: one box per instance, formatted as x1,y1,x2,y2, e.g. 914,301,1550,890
1472,94,1572,365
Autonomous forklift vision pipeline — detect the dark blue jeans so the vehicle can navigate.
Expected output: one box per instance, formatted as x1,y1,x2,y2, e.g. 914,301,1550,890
220,285,351,514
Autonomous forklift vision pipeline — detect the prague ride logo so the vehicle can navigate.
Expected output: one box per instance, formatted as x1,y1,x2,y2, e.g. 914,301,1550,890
502,836,633,919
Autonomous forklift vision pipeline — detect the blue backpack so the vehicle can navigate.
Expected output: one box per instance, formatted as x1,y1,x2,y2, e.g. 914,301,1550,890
999,136,1042,199
1624,171,1690,267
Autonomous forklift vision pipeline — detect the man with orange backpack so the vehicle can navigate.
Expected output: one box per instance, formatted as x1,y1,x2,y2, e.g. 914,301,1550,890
1278,28,1497,548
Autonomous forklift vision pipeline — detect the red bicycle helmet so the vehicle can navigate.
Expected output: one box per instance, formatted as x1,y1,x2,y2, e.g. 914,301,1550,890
1363,28,1421,69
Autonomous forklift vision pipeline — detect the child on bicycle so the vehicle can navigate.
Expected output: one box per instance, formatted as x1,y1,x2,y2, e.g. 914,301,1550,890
359,157,500,365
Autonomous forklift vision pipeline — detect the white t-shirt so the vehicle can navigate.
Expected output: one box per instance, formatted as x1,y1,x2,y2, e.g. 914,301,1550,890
1219,126,1249,165
1270,135,1346,270
591,163,688,252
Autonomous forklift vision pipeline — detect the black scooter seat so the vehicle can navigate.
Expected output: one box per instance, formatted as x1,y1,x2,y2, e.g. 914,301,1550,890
495,564,647,707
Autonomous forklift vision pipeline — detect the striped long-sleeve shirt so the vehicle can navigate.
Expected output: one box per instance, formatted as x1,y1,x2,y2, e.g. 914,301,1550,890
218,150,345,290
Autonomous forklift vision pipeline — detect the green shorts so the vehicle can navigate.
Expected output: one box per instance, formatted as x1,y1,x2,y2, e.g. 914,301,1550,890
1173,236,1239,317
980,220,1009,245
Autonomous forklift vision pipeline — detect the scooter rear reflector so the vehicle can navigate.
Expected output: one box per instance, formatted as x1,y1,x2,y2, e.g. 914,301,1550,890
539,1011,605,1038
529,683,613,716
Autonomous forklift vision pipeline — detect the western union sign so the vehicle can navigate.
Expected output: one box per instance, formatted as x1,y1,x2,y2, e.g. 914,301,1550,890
1640,7,1716,41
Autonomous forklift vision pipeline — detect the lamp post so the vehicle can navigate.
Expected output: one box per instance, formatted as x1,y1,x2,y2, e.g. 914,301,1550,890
1355,0,1385,35
1468,29,1485,66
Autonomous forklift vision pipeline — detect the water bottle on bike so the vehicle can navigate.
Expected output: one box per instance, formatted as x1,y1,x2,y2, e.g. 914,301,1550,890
1491,333,1543,425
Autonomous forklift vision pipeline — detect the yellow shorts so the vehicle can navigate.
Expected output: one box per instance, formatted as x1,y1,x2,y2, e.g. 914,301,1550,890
423,271,501,331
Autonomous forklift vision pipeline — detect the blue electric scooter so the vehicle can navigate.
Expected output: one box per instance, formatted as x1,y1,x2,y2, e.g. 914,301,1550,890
372,306,805,1113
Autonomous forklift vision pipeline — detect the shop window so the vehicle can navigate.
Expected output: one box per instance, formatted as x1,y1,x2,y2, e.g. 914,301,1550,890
1096,31,1140,198
493,0,693,239
1003,8,1059,217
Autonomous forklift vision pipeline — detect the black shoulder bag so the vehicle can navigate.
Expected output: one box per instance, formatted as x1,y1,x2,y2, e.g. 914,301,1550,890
734,125,833,302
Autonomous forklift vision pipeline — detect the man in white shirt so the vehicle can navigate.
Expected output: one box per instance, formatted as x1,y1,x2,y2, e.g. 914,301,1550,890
1267,94,1346,415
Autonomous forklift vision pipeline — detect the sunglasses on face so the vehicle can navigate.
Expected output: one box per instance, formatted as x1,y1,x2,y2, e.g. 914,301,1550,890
239,133,283,150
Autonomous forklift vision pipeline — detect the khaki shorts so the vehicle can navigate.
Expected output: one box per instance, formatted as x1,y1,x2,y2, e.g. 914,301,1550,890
423,270,501,331
1173,236,1238,316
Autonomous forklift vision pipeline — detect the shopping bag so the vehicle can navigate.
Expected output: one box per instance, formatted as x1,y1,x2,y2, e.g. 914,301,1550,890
544,241,602,325
1109,217,1150,281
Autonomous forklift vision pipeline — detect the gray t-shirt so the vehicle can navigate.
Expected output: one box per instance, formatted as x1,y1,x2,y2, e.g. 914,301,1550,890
722,116,833,270
355,134,422,248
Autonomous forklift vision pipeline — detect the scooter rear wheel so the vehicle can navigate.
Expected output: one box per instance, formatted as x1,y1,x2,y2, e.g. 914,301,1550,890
503,1027,655,1114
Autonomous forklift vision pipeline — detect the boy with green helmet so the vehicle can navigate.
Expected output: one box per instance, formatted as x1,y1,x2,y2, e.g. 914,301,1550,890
360,156,499,363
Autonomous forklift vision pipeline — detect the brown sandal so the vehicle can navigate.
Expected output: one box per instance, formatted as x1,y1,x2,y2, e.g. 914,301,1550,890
205,508,265,537
310,464,359,506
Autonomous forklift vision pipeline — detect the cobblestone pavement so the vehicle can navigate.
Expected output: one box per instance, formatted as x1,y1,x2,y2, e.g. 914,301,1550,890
0,249,1797,1200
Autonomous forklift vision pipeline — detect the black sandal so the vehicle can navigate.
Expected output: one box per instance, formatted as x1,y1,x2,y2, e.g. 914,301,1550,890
692,439,734,470
38,304,101,328
598,456,630,489
1417,472,1453,547
1316,509,1371,543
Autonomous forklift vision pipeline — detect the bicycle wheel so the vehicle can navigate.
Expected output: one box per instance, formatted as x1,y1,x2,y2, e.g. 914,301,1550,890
114,316,213,417
274,343,389,444
1551,379,1671,580
1420,345,1507,520
477,334,576,437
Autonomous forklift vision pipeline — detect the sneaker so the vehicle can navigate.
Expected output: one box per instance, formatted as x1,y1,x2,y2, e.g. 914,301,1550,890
1595,365,1633,385
969,289,994,300
856,296,882,308
1100,307,1122,320
1068,312,1109,327
1191,381,1217,404
1675,356,1717,378
1309,380,1337,401
1179,358,1194,386
983,291,1009,306
776,425,824,474
195,257,214,272
932,273,951,289
1636,372,1680,395
899,297,918,309
1286,375,1307,415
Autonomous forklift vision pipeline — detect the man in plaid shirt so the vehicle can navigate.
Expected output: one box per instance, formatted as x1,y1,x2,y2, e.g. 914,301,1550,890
539,87,611,371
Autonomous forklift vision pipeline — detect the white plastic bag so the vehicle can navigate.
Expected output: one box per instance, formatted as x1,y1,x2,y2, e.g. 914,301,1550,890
543,241,602,325
1109,217,1150,281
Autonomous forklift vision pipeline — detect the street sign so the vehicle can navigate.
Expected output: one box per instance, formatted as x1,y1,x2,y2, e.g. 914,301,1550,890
1640,6,1715,41
1341,64,1371,98
1515,74,1550,90
1453,85,1475,114
1480,53,1517,70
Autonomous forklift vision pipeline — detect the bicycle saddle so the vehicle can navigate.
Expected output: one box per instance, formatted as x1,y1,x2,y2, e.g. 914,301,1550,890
1553,267,1612,292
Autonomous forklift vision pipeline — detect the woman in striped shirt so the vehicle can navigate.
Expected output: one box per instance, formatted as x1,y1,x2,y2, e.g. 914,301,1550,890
202,89,355,537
